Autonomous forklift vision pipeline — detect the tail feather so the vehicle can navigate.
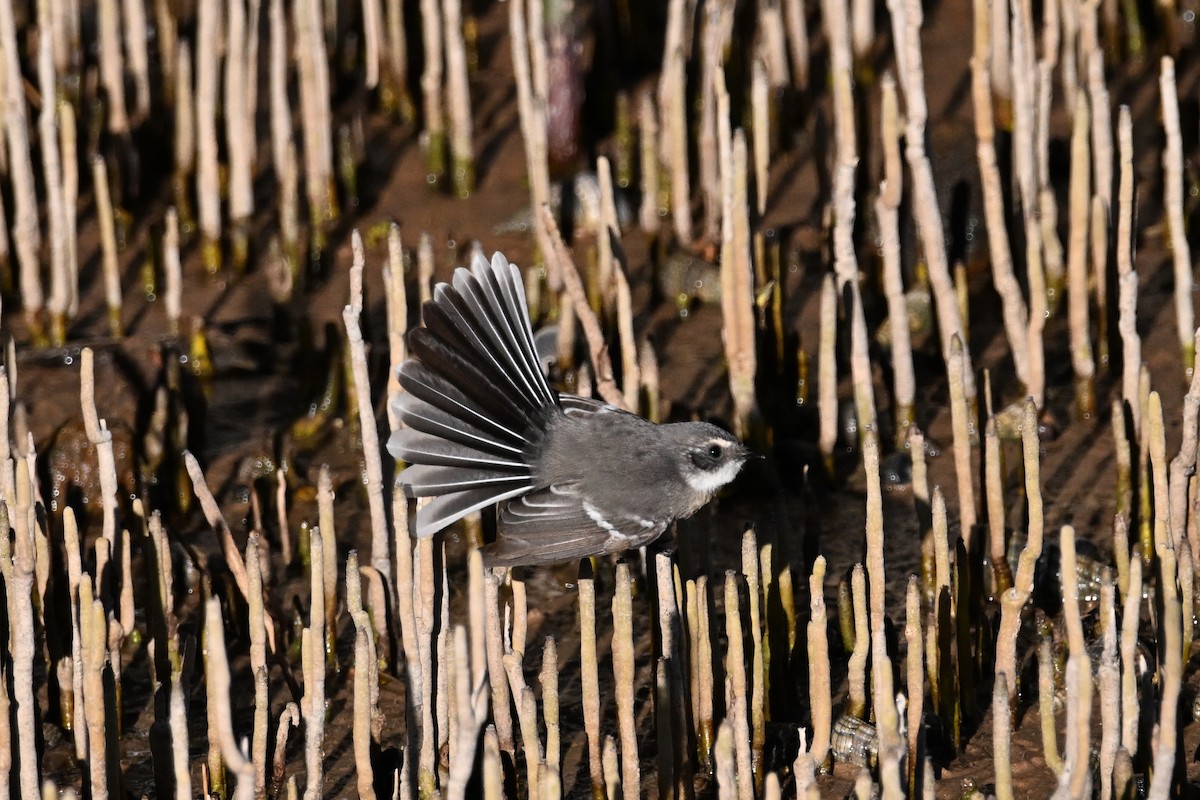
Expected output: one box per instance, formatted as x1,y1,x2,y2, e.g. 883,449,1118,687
389,428,530,471
457,262,557,408
392,252,557,537
407,324,541,438
396,363,531,449
400,463,530,495
422,291,534,408
417,484,533,538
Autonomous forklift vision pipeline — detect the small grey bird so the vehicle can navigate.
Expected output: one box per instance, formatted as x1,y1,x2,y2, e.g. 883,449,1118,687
387,251,753,567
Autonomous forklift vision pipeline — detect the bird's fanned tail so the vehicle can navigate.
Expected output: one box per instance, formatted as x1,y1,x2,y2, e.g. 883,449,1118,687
387,252,559,537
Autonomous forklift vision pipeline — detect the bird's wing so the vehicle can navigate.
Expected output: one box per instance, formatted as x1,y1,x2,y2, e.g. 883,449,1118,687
558,393,640,419
483,482,667,567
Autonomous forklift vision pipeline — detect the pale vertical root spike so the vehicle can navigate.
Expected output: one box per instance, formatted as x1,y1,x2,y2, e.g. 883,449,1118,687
696,576,716,765
844,280,877,443
442,0,474,196
970,0,1029,387
699,9,734,243
541,636,560,773
889,0,976,402
1097,567,1121,799
58,93,79,322
195,0,223,270
483,567,514,754
579,562,605,798
2,0,44,334
295,0,337,235
1013,398,1044,592
11,490,39,800
343,239,393,584
79,576,109,798
991,0,1012,108
947,336,977,544
225,0,254,269
1066,93,1095,415
713,720,736,796
384,224,408,431
985,415,1012,594
612,562,640,800
1119,554,1142,756
247,533,270,798
316,466,339,656
303,528,326,800
92,157,123,336
863,428,886,634
903,577,923,790
740,532,765,787
1160,56,1194,382
273,705,300,800
1116,105,1140,430
1148,441,1184,798
783,0,810,88
659,0,691,244
638,92,661,233
204,598,256,795
347,551,379,800
655,552,693,795
807,556,832,765
413,536,438,798
750,57,769,217
845,564,869,719
1035,611,1062,773
482,725,502,800
598,156,640,411
817,274,838,474
97,0,130,134
723,571,754,800
447,621,489,800
184,452,277,648
436,543,451,782
508,0,553,269
37,18,68,346
1090,193,1110,366
64,508,87,761
993,672,1014,800
720,129,759,439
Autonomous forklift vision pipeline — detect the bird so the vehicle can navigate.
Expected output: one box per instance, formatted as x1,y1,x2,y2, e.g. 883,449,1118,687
387,251,753,567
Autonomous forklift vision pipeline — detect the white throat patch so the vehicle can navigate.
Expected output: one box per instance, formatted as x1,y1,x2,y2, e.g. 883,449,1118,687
683,459,746,497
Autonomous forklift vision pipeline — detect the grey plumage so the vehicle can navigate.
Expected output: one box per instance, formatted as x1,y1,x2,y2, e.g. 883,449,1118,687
388,251,751,567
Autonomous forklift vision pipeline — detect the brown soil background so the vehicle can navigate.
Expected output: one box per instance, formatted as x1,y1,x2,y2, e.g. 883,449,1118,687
12,0,1200,796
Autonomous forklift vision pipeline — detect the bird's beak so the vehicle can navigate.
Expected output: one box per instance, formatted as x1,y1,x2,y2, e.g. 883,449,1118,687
737,444,761,461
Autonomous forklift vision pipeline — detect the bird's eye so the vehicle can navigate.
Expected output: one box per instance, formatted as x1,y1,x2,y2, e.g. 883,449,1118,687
707,444,722,459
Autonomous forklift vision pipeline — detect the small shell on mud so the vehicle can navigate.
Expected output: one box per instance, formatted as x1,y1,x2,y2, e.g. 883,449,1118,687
830,714,878,768
991,529,1118,607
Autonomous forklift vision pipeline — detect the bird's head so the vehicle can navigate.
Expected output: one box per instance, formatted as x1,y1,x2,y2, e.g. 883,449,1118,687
666,423,754,507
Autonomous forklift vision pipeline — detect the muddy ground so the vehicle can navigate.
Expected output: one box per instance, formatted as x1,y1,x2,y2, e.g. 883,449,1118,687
13,0,1200,797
